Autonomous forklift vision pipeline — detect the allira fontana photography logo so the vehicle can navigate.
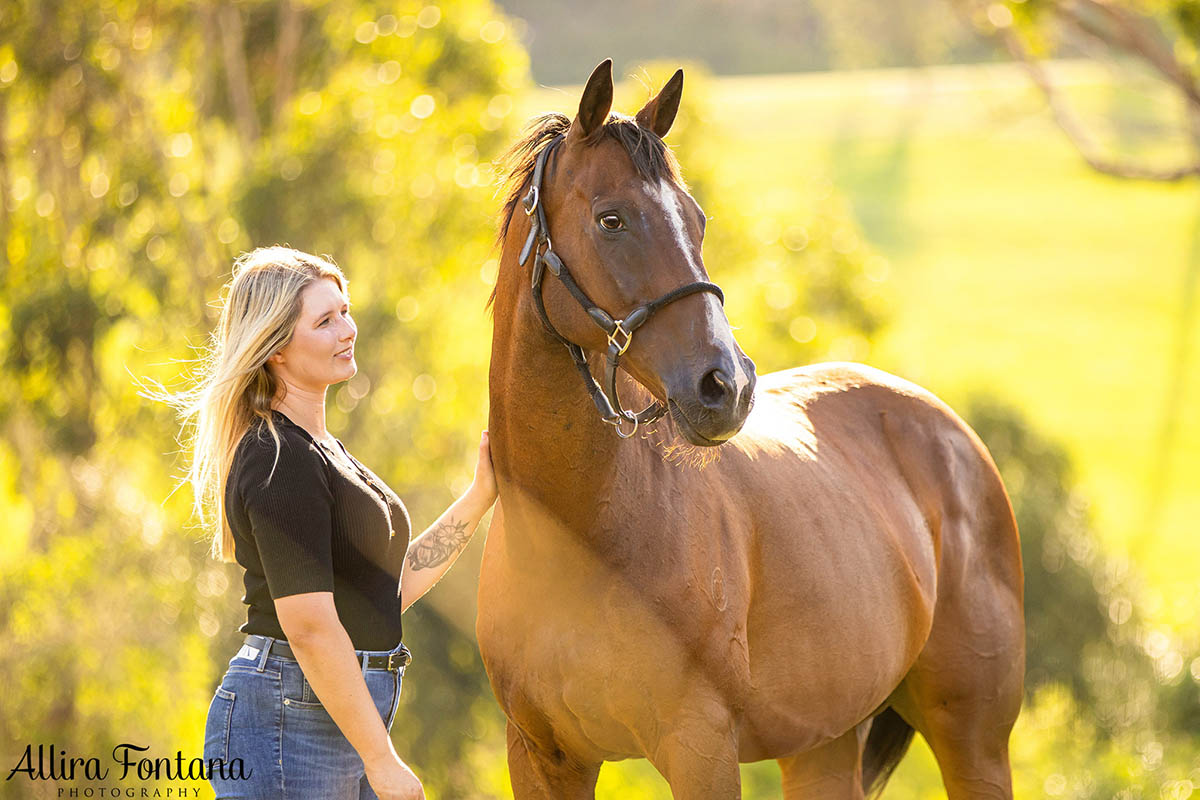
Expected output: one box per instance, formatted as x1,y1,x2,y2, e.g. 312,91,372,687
6,743,251,788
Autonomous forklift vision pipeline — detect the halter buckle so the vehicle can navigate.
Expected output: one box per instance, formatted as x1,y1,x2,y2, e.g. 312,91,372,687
607,321,633,355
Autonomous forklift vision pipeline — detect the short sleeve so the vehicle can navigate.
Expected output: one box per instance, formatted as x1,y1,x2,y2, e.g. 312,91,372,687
236,431,336,599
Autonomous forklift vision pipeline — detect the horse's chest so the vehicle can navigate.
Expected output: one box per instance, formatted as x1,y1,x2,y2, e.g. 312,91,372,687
478,536,744,758
478,586,662,758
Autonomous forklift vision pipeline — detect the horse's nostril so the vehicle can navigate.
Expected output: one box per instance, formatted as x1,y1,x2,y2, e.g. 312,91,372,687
699,368,733,409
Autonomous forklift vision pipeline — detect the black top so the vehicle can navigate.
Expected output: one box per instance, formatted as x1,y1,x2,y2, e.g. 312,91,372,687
224,409,411,650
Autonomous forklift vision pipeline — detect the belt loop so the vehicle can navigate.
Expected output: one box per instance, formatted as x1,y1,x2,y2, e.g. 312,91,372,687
360,648,369,678
256,636,274,672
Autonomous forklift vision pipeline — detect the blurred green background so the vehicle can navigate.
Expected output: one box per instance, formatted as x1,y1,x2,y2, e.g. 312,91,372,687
1,0,1198,797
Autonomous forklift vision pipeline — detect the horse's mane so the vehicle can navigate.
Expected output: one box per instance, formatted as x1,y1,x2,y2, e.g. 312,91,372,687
486,111,686,313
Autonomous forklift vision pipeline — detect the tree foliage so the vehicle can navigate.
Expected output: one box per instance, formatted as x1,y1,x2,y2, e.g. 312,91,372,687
0,1,527,795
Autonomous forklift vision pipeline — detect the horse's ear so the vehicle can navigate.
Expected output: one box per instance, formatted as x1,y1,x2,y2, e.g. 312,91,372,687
635,68,684,139
570,59,614,141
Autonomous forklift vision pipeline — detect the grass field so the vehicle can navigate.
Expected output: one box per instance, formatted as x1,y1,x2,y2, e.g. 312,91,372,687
513,60,1200,795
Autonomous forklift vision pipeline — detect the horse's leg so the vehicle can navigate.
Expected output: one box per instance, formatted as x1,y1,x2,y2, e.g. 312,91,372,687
891,671,1017,800
888,512,1024,797
777,722,870,800
876,399,1025,799
505,722,601,800
646,706,741,799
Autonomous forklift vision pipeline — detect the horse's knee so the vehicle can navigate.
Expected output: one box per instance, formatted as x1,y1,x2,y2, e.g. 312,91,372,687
505,722,600,800
893,692,1015,800
647,721,741,799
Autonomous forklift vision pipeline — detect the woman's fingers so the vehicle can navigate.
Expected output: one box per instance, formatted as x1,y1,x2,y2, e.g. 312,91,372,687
473,429,498,504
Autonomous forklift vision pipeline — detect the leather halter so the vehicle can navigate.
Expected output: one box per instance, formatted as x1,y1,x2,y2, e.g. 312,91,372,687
517,134,726,438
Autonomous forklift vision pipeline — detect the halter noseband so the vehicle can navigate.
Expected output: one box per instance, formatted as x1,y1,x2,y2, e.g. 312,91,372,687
517,134,725,439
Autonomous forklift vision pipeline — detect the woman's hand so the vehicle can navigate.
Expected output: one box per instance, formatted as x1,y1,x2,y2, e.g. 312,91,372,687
466,430,498,511
363,744,424,800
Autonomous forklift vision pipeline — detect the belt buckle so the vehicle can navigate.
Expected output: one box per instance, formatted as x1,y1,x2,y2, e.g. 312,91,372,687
388,647,411,672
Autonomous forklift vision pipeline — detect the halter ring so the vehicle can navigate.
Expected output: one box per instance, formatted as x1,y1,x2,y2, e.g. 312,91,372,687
609,412,640,439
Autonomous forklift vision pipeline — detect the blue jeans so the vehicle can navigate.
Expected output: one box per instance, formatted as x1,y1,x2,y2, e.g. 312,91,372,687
203,636,408,799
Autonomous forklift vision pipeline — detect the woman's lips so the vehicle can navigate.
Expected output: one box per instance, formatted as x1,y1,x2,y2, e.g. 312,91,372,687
335,347,354,359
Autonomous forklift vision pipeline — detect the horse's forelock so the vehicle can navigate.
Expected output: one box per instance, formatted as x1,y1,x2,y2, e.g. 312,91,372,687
599,114,685,189
494,114,685,248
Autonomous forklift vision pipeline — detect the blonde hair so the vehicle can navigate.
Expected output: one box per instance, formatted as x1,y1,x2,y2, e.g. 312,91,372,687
144,246,347,563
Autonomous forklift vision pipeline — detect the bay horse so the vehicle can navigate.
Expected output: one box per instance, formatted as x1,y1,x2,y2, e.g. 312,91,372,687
477,59,1024,799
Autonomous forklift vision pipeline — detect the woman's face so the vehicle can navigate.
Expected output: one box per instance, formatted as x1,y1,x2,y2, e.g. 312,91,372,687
268,277,357,392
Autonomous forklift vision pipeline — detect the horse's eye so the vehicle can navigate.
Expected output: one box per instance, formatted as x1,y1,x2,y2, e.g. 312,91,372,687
599,213,623,232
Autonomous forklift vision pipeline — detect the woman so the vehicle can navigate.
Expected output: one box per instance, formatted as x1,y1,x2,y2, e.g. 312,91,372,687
167,246,496,800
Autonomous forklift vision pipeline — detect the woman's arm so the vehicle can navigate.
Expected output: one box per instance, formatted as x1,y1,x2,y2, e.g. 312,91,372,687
276,593,423,799
400,490,491,612
400,430,497,612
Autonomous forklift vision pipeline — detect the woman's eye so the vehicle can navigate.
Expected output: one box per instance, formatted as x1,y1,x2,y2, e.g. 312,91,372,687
599,213,623,231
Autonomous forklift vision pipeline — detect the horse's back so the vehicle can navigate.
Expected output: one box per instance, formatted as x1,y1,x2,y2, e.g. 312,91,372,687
737,361,956,436
727,360,980,539
731,361,1007,529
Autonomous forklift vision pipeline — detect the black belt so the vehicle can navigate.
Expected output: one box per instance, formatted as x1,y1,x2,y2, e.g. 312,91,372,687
244,634,411,672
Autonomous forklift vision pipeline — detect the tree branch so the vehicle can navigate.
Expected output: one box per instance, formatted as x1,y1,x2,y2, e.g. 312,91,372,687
995,14,1200,181
1060,0,1200,111
217,3,260,148
273,0,303,127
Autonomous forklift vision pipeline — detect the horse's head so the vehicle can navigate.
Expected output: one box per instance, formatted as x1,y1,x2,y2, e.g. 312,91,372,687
516,59,756,446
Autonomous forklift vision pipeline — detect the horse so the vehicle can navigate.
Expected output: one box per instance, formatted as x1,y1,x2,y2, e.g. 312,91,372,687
476,59,1024,799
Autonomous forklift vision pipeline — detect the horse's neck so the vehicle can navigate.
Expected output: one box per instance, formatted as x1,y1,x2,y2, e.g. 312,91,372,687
487,252,624,529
